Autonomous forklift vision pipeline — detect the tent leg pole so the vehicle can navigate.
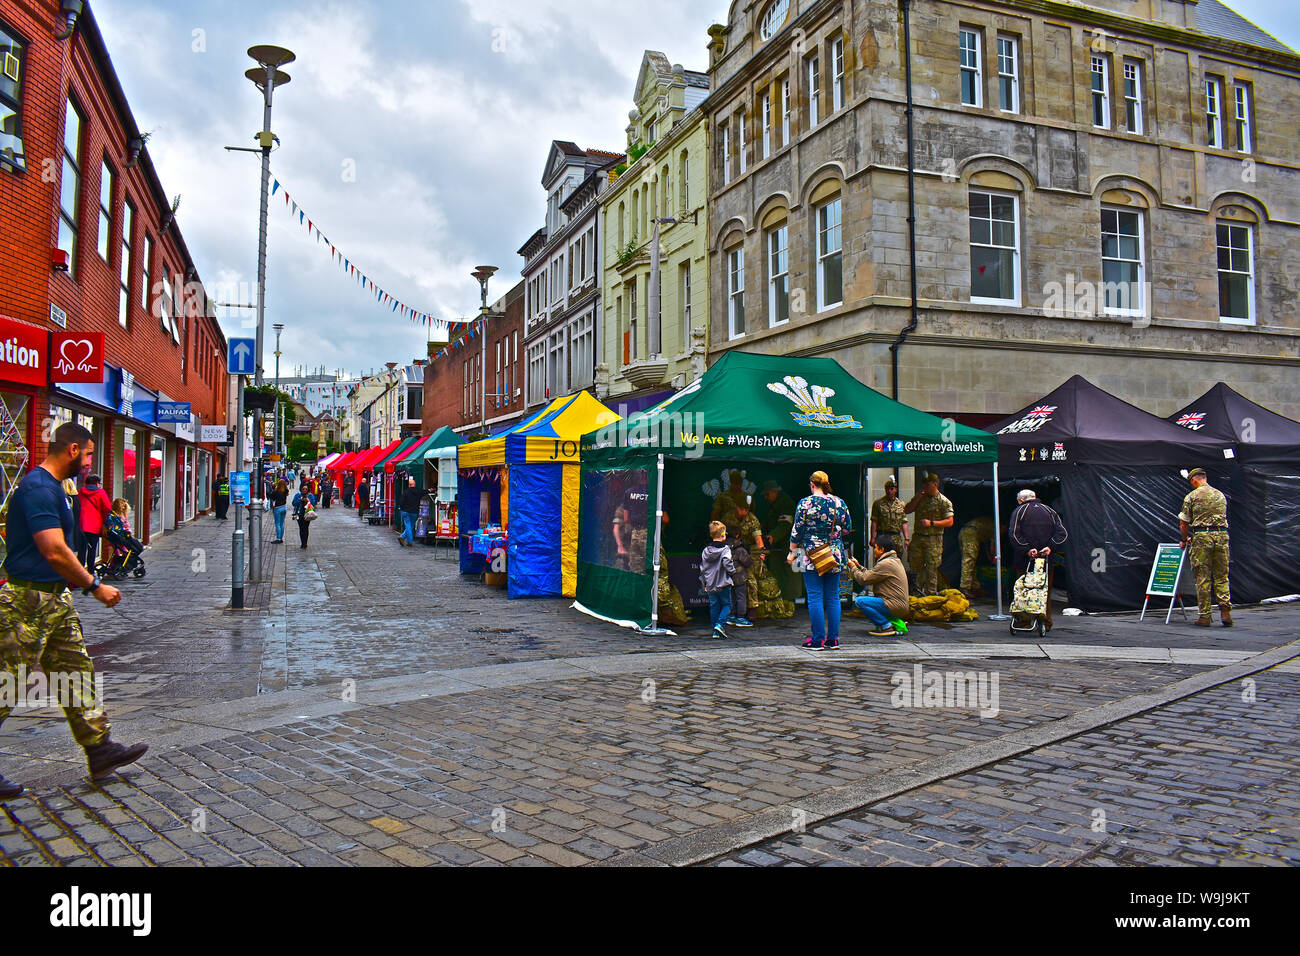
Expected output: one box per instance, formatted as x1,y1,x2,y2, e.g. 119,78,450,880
990,460,1010,622
640,454,674,636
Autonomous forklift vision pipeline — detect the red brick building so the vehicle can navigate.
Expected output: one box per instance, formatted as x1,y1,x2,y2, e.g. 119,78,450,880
0,0,228,541
422,279,525,438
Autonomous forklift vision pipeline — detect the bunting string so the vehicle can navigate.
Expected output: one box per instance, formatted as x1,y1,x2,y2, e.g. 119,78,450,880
271,178,478,351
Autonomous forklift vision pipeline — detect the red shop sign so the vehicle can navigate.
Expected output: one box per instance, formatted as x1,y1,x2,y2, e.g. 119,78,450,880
0,314,48,388
50,331,105,384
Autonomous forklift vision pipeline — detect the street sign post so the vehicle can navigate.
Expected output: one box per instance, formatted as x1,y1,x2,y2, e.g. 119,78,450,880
228,338,257,376
230,471,251,506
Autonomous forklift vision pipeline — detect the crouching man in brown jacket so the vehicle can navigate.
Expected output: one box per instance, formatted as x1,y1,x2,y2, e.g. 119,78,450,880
847,543,910,637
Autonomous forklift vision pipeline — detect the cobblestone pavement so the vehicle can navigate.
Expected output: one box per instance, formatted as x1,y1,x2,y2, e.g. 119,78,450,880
0,507,1296,866
713,675,1300,867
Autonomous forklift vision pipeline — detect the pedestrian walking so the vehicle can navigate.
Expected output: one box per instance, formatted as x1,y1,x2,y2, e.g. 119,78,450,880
1179,467,1232,627
847,541,910,637
214,472,230,520
357,475,370,517
270,479,289,543
699,521,737,640
904,473,954,596
398,475,421,547
870,477,909,557
788,470,852,650
77,474,112,571
1008,489,1068,631
342,471,354,509
292,488,314,549
0,423,147,798
321,474,333,509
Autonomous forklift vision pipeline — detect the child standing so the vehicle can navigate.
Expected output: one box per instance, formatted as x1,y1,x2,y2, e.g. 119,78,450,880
699,520,737,640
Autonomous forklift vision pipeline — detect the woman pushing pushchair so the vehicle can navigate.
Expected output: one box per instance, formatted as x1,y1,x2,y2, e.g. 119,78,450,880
97,498,147,580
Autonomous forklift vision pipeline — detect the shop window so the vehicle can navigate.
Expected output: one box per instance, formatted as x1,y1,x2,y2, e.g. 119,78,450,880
58,97,83,277
0,20,27,171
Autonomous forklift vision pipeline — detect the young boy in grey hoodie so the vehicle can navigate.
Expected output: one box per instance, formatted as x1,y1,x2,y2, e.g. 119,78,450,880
700,520,737,639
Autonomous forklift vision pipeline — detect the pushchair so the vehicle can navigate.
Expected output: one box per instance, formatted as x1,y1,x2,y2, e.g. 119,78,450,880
1009,557,1049,637
95,517,147,580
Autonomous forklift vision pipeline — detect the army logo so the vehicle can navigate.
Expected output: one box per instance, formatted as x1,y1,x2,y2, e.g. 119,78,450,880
1000,405,1057,435
767,376,862,430
1176,412,1206,430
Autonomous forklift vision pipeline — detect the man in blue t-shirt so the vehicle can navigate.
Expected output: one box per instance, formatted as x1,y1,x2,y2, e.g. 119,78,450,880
0,423,148,799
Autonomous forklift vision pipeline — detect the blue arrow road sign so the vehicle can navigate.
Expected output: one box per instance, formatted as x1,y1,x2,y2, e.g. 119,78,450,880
228,338,256,376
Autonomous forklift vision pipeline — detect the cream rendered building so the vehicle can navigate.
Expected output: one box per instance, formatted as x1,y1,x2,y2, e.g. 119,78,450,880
597,52,712,412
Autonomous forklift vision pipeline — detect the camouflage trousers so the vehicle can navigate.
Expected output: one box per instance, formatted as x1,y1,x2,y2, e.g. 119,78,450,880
959,527,984,591
0,583,110,748
911,535,944,596
1189,530,1231,618
656,549,689,627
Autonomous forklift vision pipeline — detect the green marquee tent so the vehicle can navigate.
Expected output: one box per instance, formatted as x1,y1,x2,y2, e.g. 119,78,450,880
396,426,463,489
576,351,999,632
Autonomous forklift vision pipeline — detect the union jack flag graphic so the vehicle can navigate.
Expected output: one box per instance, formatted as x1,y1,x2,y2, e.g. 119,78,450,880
1177,412,1206,427
1027,405,1057,419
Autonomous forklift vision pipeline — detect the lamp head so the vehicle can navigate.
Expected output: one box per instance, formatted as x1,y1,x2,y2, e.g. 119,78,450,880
248,45,296,69
246,68,292,92
472,265,498,287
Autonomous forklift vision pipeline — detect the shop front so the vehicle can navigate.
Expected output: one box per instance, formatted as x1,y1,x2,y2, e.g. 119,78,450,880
54,365,160,540
0,314,44,519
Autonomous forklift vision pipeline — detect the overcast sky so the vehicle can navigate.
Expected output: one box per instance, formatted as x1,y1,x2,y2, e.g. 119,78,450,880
94,0,1296,381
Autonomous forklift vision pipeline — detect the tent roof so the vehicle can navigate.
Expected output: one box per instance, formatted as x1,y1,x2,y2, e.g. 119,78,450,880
329,451,360,472
1169,383,1300,465
981,375,1231,474
374,437,420,472
400,426,464,469
460,392,620,468
354,440,402,473
317,452,342,467
582,351,996,465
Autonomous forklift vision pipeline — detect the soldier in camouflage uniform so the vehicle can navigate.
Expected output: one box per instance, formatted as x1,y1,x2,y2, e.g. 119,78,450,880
723,500,793,621
958,515,996,597
1179,467,1232,627
870,477,909,557
904,473,955,596
757,481,802,603
0,423,148,799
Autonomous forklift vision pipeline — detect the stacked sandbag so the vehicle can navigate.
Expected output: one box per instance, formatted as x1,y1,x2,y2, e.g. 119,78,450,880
907,589,979,623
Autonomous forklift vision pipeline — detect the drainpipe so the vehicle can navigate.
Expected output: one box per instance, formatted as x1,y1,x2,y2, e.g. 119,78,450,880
889,0,919,403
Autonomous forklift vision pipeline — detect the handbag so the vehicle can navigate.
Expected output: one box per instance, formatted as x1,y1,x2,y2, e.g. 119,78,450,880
805,542,838,575
303,506,318,523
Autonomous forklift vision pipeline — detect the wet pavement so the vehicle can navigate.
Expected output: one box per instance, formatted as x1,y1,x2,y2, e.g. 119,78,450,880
0,505,1296,866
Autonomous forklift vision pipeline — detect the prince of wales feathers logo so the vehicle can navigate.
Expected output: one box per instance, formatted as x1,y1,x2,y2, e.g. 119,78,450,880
767,376,862,429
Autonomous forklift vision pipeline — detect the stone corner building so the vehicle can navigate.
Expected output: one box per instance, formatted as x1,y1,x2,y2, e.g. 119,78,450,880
704,0,1300,427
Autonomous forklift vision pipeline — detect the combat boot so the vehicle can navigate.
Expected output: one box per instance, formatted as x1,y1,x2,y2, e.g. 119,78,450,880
1219,605,1234,628
85,740,149,781
0,772,24,800
1193,616,1212,627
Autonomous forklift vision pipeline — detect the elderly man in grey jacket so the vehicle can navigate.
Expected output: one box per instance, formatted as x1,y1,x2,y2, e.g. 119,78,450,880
1008,490,1068,628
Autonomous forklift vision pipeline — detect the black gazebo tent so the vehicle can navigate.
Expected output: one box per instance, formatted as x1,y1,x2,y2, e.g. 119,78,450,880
945,375,1232,611
1169,384,1300,602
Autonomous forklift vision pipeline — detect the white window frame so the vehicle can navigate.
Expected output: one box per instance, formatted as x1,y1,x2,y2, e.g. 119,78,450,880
737,108,747,174
680,150,689,211
767,224,789,327
728,247,745,339
832,37,845,112
968,190,1021,306
960,29,982,107
997,36,1018,113
57,97,82,276
760,92,772,159
526,341,546,406
628,280,638,361
806,53,821,127
1091,54,1110,129
680,261,692,347
816,197,843,311
97,160,113,261
1100,207,1145,318
1234,83,1252,153
1216,222,1255,325
119,200,133,328
570,312,595,388
1123,60,1143,134
1206,76,1224,148
140,234,152,312
720,121,731,186
781,77,791,145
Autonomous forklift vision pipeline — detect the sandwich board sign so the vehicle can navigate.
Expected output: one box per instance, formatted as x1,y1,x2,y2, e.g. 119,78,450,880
1139,543,1193,623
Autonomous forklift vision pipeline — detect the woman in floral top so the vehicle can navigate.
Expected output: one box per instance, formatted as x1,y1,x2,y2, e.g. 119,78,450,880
788,470,852,650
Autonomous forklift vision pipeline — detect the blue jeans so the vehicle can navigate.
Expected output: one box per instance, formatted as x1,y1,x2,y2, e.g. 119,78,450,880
854,595,892,628
273,506,286,540
400,511,417,544
708,588,732,629
803,570,842,643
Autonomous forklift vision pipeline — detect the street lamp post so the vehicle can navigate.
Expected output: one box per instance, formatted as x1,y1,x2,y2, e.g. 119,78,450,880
273,323,284,459
244,44,294,584
472,266,498,437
